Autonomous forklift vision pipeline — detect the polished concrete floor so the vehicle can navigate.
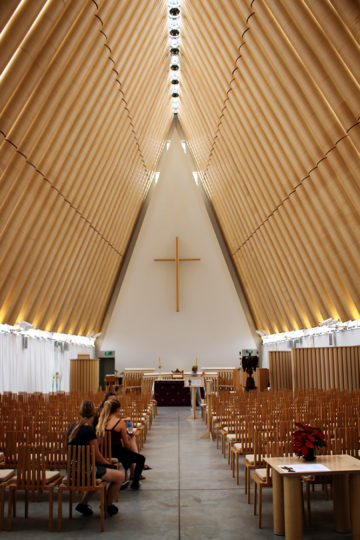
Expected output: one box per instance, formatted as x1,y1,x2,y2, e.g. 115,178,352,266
3,407,352,538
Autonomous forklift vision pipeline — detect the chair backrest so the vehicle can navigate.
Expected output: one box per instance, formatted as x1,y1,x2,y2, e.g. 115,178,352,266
4,431,32,467
45,431,67,470
64,445,97,488
16,443,47,488
98,431,113,463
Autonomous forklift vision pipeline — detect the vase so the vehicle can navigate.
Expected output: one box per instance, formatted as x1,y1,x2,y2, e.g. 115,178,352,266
302,447,316,461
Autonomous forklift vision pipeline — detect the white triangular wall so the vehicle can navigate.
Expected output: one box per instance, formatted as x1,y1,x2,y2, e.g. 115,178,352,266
101,122,256,371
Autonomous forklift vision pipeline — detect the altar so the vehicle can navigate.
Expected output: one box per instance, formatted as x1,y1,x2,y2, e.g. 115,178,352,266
142,370,218,406
154,379,192,406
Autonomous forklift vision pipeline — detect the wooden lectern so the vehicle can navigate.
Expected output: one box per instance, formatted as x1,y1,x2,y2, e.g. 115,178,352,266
184,377,204,419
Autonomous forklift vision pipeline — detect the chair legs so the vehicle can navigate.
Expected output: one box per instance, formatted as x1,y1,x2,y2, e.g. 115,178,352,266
58,486,106,532
100,488,105,532
57,489,63,532
253,476,264,528
0,486,4,531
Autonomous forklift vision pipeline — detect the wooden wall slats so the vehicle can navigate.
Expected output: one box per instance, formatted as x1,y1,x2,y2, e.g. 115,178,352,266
269,347,360,391
292,346,360,390
268,351,292,391
1,0,359,335
179,0,360,333
70,357,99,393
0,0,46,75
0,0,171,334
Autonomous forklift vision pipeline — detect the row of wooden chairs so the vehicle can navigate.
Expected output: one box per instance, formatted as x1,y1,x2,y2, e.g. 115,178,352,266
1,444,107,532
0,390,157,531
206,388,359,528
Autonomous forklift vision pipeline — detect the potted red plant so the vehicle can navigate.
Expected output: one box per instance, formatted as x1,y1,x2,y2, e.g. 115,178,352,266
293,422,326,461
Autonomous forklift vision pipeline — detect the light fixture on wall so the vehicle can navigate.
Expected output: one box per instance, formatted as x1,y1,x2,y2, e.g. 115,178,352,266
89,331,102,339
318,317,338,326
256,330,268,336
16,320,34,331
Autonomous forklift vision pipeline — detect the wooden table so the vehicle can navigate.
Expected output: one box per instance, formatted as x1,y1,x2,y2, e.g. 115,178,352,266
264,454,360,539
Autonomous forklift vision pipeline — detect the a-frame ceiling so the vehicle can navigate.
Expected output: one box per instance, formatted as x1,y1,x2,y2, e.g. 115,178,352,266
1,0,359,336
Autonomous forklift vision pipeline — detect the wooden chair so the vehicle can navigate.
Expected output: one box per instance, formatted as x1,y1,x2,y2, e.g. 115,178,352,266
98,431,120,469
0,469,15,531
7,443,62,531
244,428,271,504
57,445,107,532
252,463,272,528
45,431,67,470
231,421,255,488
252,439,292,528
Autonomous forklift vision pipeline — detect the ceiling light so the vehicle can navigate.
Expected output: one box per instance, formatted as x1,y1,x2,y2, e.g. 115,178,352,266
169,7,180,18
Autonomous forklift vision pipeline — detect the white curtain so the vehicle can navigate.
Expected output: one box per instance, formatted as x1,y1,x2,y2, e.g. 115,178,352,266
0,333,95,393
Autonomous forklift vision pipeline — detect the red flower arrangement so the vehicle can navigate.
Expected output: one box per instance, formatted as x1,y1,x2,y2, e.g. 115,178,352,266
293,422,326,458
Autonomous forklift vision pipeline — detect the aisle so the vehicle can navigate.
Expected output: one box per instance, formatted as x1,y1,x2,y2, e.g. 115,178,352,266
138,406,273,540
5,407,352,539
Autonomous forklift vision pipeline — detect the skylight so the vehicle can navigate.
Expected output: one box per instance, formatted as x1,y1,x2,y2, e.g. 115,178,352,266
168,1,181,114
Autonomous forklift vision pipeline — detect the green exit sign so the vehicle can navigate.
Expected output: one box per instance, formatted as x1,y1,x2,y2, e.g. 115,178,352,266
101,351,115,356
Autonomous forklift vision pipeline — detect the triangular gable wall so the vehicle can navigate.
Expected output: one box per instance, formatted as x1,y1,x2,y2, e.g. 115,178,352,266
101,121,256,370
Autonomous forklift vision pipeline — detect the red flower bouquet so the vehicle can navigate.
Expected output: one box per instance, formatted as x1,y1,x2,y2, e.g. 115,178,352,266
293,422,326,459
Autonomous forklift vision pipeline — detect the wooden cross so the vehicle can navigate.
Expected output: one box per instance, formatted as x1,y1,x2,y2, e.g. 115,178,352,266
154,237,200,312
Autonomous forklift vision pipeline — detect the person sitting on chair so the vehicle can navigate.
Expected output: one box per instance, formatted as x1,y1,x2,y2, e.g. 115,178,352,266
67,400,124,517
190,365,202,409
96,399,146,490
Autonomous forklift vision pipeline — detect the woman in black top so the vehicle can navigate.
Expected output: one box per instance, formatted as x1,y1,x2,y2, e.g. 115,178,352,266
67,400,124,516
96,399,145,489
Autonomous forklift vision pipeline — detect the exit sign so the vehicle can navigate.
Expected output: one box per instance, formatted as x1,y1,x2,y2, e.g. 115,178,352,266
100,351,115,357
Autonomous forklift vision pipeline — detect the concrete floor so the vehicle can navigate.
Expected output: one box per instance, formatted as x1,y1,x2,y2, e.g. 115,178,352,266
3,407,352,539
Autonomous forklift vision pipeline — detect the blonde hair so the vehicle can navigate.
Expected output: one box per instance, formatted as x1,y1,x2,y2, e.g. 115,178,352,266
96,399,121,438
68,400,95,443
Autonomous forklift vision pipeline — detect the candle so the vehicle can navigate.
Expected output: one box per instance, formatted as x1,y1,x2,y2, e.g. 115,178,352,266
195,357,198,367
158,356,161,369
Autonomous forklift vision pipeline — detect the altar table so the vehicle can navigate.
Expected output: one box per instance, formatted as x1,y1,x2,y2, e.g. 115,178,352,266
154,380,192,406
264,454,360,539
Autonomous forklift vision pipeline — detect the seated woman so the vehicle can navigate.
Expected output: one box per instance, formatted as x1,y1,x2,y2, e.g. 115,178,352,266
96,399,145,489
67,400,124,516
97,393,151,470
93,391,117,428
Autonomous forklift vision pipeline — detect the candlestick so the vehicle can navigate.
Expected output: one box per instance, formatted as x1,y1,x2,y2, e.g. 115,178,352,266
195,356,198,367
158,356,161,370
